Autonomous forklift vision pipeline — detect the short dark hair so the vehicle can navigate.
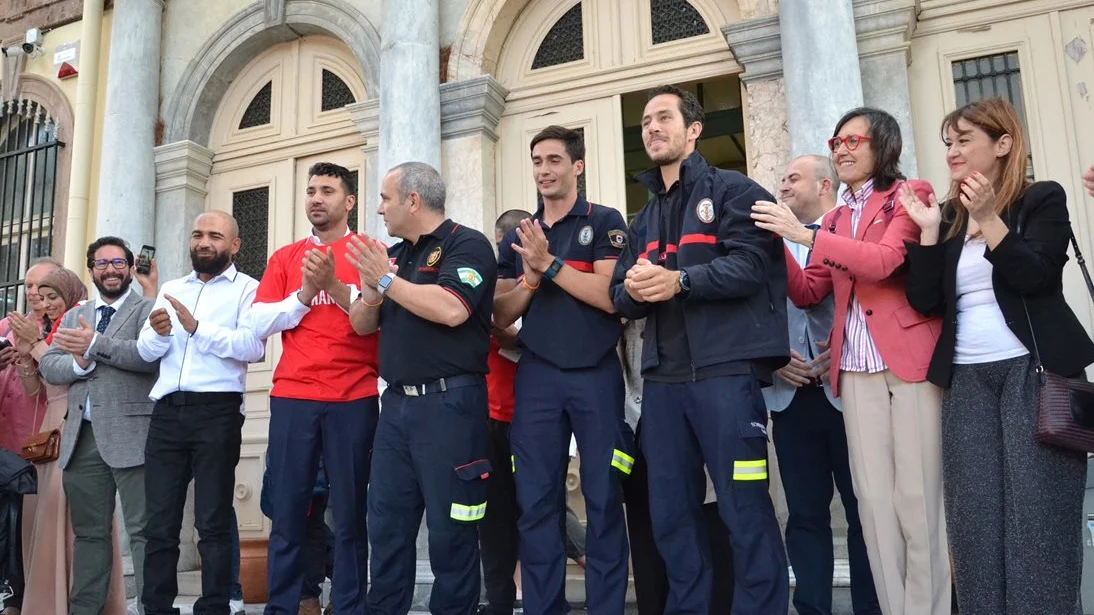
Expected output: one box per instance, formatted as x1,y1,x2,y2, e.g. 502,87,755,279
529,125,585,163
647,85,705,129
308,162,357,197
86,236,134,270
495,209,532,236
832,107,905,192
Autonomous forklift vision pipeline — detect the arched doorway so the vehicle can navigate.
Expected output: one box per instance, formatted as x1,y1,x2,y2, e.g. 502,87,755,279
203,35,367,536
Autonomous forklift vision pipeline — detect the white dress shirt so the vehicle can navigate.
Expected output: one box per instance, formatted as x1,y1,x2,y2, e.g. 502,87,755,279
137,265,264,402
74,291,134,420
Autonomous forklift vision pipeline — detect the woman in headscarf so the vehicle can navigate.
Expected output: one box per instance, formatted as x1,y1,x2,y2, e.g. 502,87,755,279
8,267,128,615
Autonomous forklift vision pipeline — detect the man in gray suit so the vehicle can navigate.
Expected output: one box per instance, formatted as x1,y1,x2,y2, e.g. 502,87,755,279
40,236,159,615
760,156,880,615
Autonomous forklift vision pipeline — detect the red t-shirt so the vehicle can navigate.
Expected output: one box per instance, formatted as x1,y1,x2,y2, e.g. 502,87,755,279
486,339,517,423
254,234,379,401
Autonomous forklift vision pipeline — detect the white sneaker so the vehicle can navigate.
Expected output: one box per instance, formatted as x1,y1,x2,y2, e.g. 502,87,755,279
230,599,246,615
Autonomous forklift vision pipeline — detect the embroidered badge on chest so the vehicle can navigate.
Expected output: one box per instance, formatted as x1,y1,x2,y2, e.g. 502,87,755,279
695,198,715,224
427,247,442,267
578,225,594,246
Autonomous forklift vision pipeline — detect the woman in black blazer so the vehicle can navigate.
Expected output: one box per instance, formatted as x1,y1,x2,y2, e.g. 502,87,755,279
901,98,1094,615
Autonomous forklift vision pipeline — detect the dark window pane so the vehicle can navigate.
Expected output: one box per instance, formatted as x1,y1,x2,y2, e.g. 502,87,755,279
651,0,710,45
532,3,584,70
233,187,270,280
321,70,357,112
951,51,1033,180
239,82,273,129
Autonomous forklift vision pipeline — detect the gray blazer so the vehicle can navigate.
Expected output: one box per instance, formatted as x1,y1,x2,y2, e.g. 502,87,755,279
39,294,158,469
763,244,840,412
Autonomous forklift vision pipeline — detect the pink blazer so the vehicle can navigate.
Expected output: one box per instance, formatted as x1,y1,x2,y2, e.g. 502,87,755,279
787,179,943,395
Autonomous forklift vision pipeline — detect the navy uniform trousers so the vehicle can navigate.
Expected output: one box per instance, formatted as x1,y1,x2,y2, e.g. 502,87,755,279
367,377,490,615
510,352,631,615
265,396,379,615
642,374,789,615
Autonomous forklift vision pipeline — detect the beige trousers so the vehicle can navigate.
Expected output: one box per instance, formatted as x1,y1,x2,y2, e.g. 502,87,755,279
840,370,950,615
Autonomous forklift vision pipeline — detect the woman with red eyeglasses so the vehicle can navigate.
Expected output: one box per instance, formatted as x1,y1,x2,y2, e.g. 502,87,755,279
753,107,949,615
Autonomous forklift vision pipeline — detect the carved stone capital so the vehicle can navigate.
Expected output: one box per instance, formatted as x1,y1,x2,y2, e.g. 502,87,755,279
722,15,783,83
853,0,917,61
439,75,509,142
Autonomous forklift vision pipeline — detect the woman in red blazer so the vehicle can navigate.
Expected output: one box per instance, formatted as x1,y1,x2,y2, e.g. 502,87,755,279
753,108,948,615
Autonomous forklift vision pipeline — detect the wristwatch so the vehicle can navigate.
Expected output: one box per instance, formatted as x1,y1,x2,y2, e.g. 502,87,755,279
543,256,564,280
377,273,395,295
677,269,691,297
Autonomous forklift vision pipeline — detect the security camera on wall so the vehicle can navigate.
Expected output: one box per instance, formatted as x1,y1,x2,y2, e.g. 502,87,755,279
1,28,44,59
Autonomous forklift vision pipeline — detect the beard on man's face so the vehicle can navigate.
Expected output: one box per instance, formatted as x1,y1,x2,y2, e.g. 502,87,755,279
191,247,232,275
93,271,133,300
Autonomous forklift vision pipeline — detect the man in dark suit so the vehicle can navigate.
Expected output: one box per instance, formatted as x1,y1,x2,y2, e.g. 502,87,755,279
39,237,159,615
761,156,880,615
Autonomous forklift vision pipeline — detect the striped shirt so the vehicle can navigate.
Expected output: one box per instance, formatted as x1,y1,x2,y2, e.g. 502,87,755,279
840,179,887,373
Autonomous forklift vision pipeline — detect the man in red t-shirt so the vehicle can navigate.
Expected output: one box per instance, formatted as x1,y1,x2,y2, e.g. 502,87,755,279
478,209,527,615
243,162,379,615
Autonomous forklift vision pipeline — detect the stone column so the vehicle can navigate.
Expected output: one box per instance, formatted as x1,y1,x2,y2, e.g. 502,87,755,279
855,0,919,177
439,75,508,233
378,0,441,239
153,141,213,279
95,0,164,246
346,99,383,240
780,0,864,158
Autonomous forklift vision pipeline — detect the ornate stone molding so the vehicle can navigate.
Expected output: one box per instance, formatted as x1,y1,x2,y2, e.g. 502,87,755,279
439,75,508,142
153,140,214,195
853,0,916,61
264,0,286,26
162,0,381,145
722,15,783,83
346,98,379,151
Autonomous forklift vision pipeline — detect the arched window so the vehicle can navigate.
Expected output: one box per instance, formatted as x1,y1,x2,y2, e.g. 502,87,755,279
651,0,710,45
321,69,357,111
531,3,585,70
239,81,273,129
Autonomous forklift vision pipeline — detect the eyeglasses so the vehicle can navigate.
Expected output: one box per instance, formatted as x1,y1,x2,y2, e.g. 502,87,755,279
827,134,872,152
92,258,129,271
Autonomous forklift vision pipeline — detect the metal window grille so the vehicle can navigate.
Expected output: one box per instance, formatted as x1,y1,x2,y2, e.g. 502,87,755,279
651,0,709,45
321,70,357,112
239,82,273,129
531,3,585,70
0,98,62,315
232,187,270,280
952,52,1034,181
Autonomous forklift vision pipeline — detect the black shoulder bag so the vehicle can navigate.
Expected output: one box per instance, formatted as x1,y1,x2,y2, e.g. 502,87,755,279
1015,211,1094,452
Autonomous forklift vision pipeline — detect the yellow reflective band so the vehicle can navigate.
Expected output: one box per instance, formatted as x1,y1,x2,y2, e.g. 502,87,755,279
733,459,768,481
450,502,487,522
511,455,516,474
611,449,635,475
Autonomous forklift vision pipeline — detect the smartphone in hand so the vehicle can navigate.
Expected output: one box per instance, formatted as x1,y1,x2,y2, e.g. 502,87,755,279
137,245,156,275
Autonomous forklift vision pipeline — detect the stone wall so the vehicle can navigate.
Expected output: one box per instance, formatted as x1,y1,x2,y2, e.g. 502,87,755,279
0,0,82,43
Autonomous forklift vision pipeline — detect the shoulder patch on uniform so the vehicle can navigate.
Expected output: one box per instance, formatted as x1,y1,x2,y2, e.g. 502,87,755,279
695,198,715,224
607,229,626,249
427,247,442,267
578,225,594,246
457,267,483,288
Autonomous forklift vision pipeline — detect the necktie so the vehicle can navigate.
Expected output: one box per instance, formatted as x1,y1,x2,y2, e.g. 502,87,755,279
804,223,820,265
97,306,116,334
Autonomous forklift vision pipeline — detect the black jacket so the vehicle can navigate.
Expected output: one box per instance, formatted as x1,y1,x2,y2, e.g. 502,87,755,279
610,152,790,374
905,181,1094,387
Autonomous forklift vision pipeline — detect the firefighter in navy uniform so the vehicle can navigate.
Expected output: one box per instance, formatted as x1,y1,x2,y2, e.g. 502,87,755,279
610,86,790,614
493,125,631,615
347,162,497,615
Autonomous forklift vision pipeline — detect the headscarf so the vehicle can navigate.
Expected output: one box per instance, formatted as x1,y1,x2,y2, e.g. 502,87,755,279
37,268,88,345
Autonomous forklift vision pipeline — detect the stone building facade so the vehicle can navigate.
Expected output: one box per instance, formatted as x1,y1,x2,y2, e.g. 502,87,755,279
2,0,1093,602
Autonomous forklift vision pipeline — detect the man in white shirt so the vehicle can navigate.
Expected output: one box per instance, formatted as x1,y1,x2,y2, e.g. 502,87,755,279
39,237,160,615
136,211,264,615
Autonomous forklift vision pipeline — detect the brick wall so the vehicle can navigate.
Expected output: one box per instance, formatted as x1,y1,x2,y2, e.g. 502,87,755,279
0,0,85,44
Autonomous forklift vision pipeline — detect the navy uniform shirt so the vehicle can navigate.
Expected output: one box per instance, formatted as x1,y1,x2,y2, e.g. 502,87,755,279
498,196,626,370
379,219,497,386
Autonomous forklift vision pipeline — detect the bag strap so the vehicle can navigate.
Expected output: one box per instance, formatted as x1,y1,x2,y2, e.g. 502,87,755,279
1014,204,1094,383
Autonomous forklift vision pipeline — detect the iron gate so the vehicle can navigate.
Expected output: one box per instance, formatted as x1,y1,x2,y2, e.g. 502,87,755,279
0,98,63,315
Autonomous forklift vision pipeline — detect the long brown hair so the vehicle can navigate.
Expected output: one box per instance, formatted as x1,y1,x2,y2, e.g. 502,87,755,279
941,98,1029,241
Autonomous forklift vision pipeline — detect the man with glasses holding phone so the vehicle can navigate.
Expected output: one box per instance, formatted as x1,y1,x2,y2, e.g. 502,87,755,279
40,236,159,615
